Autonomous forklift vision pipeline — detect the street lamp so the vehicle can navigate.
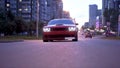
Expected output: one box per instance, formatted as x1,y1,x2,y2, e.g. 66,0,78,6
118,14,120,36
36,0,39,38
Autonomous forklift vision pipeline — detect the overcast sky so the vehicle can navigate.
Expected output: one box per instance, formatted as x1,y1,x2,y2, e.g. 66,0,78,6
63,0,102,26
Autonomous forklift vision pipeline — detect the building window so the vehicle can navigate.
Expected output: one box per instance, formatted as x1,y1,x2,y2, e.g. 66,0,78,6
19,0,22,2
24,8,28,11
19,8,22,11
6,3,10,7
45,1,47,5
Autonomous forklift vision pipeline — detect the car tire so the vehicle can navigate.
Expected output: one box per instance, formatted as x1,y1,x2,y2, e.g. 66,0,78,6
90,36,92,38
50,40,53,42
43,40,48,42
72,39,78,41
72,36,78,41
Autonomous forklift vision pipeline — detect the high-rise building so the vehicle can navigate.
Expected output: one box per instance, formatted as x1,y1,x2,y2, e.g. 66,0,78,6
0,0,32,22
89,4,98,27
102,0,108,8
114,0,120,10
0,0,5,12
0,0,63,22
39,0,63,23
17,0,32,22
32,0,37,21
102,0,114,10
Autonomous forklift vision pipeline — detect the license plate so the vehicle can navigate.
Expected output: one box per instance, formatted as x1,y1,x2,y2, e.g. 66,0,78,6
65,37,75,40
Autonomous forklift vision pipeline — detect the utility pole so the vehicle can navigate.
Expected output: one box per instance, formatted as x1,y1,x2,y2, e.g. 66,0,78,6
118,15,120,36
36,0,39,38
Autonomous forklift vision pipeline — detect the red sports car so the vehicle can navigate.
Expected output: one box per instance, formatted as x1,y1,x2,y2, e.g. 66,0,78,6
42,19,78,42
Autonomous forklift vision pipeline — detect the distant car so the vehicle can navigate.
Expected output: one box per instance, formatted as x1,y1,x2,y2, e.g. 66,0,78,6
85,32,92,38
42,19,78,42
105,31,116,37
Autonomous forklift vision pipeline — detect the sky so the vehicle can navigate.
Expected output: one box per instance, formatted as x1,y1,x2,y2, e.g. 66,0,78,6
62,0,102,26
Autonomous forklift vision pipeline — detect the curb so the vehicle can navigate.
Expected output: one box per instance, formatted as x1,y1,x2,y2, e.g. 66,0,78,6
0,40,24,43
101,36,120,40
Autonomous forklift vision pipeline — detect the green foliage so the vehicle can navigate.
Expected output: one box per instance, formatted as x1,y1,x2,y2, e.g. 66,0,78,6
0,8,7,33
103,8,110,21
0,8,44,36
14,17,26,33
0,9,25,35
103,8,119,31
6,10,15,21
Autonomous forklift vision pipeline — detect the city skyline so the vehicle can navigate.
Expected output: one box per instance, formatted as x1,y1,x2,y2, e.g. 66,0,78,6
63,0,102,26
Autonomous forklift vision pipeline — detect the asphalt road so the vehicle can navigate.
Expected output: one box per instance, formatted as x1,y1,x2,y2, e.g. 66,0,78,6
0,35,120,68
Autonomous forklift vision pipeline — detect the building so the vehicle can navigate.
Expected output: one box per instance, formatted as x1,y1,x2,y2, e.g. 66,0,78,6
0,0,63,22
0,0,32,22
39,0,63,23
89,4,98,27
17,0,32,22
31,0,37,21
0,0,5,12
114,0,120,10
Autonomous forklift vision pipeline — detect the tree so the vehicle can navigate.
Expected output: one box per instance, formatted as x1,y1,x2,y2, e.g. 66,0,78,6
14,17,26,34
109,9,119,31
103,8,119,31
103,8,110,22
27,21,36,35
6,10,15,21
0,8,7,34
5,10,17,35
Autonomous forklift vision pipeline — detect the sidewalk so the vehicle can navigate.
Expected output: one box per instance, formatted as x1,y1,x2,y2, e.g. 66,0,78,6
101,36,120,40
93,35,104,39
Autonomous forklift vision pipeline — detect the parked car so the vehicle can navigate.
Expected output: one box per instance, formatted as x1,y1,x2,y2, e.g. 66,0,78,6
42,19,78,42
85,32,92,38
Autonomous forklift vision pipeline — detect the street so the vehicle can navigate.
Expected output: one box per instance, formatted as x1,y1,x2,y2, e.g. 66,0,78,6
0,0,119,68
0,35,120,68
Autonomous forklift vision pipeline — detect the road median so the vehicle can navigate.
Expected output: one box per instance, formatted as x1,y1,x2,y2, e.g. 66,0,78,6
101,36,120,40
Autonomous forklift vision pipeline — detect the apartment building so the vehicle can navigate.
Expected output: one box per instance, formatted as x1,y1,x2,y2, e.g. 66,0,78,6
0,0,63,22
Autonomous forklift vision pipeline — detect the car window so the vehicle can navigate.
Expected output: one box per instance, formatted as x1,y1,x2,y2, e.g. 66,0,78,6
48,20,74,25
